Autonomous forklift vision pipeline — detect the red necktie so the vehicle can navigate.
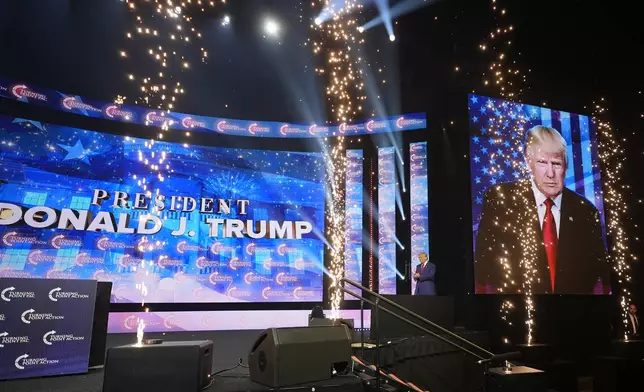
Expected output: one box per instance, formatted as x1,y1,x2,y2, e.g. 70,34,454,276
542,198,558,292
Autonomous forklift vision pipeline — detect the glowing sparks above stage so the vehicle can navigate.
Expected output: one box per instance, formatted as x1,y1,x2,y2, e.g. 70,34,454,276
311,0,367,123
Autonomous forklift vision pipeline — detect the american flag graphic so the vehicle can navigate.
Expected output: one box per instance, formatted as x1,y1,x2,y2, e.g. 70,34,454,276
468,94,606,248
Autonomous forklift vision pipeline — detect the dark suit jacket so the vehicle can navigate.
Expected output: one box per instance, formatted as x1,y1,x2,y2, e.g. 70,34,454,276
627,314,641,338
414,262,436,295
475,180,609,294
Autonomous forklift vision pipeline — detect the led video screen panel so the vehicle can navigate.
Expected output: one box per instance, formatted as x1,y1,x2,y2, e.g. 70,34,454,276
468,95,608,294
378,147,397,295
0,115,325,303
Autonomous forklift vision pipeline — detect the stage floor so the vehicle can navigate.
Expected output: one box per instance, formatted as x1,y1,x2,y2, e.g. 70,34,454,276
1,330,365,392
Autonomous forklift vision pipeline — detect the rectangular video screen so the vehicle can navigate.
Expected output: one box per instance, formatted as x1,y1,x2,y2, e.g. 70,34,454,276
469,95,608,294
0,115,325,303
378,147,397,295
409,142,430,295
344,149,363,299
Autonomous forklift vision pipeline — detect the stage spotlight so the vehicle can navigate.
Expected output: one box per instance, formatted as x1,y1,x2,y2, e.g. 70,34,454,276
389,34,396,41
222,15,230,26
357,26,365,33
264,18,279,37
314,17,322,25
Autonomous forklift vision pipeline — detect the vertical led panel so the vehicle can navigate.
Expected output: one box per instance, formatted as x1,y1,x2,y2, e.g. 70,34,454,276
378,147,396,294
410,142,430,294
344,149,363,299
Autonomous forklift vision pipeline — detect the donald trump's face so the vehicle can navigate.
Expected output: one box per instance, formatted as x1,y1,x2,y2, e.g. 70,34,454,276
527,139,566,199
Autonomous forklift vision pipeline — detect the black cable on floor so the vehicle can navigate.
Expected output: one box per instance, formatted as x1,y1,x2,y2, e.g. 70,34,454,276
211,358,248,377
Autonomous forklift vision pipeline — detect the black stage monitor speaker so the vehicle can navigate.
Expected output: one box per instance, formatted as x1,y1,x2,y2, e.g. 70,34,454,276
102,340,213,392
309,318,358,342
249,325,352,387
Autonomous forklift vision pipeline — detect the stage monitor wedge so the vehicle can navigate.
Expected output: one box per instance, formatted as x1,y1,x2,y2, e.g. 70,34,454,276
249,325,352,387
102,340,213,392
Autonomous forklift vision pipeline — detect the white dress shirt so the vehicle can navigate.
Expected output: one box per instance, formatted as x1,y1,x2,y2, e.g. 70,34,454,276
531,179,562,238
630,313,639,335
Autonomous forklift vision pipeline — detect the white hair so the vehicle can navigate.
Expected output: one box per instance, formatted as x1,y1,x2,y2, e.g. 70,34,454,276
524,125,568,168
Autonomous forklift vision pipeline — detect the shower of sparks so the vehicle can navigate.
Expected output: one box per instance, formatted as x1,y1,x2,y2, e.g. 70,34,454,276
129,137,174,346
593,100,634,340
326,137,347,318
475,0,535,345
480,99,539,345
119,0,225,341
311,0,367,123
477,0,527,100
119,1,220,340
136,318,146,346
119,0,226,111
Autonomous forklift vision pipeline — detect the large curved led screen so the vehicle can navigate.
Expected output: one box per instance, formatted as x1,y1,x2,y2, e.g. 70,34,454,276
0,115,325,303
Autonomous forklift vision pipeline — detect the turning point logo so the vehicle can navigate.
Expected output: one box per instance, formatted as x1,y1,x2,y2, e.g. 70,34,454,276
276,243,298,256
62,97,100,112
48,287,89,301
275,272,298,285
245,243,271,256
216,120,244,133
51,234,82,249
261,286,289,300
308,124,328,136
11,84,47,101
42,330,84,345
196,256,220,269
1,287,35,302
396,116,424,129
210,242,237,255
248,123,269,135
181,116,206,129
366,120,386,132
48,287,61,301
145,111,170,124
105,105,133,120
279,124,305,136
21,309,64,324
14,354,59,370
0,331,29,348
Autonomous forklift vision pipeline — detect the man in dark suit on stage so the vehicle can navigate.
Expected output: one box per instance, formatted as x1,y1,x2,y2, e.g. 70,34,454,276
475,125,609,294
413,252,436,295
627,303,640,339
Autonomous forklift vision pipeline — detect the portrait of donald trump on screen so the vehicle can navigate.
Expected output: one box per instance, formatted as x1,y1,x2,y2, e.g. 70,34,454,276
474,125,610,294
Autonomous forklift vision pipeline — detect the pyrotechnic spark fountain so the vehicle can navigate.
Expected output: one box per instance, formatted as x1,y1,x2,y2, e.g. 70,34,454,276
326,137,347,318
312,1,363,316
474,0,536,345
477,0,526,100
593,100,634,340
479,98,539,344
311,0,367,123
136,318,146,347
119,0,227,344
119,0,225,113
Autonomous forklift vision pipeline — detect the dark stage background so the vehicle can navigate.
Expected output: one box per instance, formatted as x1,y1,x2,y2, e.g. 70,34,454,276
1,0,643,353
